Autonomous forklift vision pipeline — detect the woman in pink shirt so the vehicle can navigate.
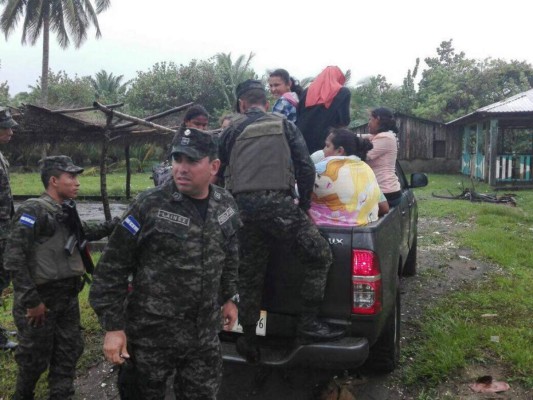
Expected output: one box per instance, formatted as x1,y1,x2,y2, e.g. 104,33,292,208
365,107,402,207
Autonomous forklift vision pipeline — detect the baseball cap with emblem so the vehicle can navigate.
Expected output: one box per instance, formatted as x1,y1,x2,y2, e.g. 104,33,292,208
171,128,218,161
235,79,264,112
39,155,84,174
0,107,18,129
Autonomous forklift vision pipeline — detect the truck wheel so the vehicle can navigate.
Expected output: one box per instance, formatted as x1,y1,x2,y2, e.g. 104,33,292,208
402,237,417,277
365,287,400,373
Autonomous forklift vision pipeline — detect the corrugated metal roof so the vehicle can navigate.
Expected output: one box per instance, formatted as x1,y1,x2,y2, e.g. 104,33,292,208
478,88,533,113
447,88,533,125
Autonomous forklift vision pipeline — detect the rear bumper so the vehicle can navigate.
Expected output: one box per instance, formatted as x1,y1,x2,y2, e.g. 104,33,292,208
221,336,369,369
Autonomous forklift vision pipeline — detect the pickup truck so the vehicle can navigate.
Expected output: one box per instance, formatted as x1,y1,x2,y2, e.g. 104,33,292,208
220,163,428,372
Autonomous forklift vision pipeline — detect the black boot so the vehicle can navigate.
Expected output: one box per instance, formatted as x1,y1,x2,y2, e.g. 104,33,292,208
297,315,345,342
236,325,260,364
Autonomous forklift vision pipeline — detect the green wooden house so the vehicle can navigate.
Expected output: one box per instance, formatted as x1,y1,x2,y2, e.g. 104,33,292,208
446,89,533,186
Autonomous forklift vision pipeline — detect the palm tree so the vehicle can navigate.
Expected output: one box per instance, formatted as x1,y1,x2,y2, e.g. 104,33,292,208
213,52,257,111
0,0,111,106
90,69,129,103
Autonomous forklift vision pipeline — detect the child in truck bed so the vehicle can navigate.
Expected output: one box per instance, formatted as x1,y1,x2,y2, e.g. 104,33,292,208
310,128,389,226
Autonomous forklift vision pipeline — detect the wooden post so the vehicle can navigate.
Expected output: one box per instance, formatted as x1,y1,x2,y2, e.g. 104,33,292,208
100,114,113,221
125,145,131,199
488,119,499,186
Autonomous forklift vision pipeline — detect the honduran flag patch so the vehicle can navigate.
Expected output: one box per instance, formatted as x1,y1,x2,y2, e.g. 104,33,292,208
20,213,36,227
122,215,140,235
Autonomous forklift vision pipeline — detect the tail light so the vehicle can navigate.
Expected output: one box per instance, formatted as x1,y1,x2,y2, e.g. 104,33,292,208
352,250,382,315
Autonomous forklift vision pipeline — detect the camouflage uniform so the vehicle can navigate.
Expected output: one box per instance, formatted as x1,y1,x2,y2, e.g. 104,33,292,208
0,107,18,350
89,179,240,400
218,106,333,328
0,150,14,293
5,190,115,400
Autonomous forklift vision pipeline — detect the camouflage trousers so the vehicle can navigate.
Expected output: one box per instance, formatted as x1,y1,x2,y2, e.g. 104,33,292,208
0,241,12,347
120,317,222,400
12,279,83,400
235,191,333,327
0,240,9,293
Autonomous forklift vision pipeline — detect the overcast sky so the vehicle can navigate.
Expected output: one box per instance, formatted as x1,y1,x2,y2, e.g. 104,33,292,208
1,0,533,96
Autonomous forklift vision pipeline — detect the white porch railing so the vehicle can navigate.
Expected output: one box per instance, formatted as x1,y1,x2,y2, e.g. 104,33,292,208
496,155,532,181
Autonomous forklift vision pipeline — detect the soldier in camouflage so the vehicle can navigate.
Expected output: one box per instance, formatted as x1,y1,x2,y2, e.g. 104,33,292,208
89,128,240,400
217,80,344,363
0,107,18,351
4,155,117,400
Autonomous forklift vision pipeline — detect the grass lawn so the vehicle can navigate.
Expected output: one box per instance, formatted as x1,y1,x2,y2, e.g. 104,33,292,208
401,173,533,390
10,171,155,197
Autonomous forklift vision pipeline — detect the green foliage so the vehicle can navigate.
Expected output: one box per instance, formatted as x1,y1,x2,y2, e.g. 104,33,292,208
124,53,257,123
0,81,8,105
211,52,257,113
125,60,224,119
90,69,130,104
0,63,9,104
0,60,9,104
413,39,533,122
396,57,420,114
25,70,95,108
10,91,31,107
350,75,402,126
348,40,532,125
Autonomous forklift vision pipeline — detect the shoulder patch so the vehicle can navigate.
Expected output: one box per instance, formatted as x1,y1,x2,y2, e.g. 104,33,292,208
218,207,236,225
121,215,141,235
19,213,36,227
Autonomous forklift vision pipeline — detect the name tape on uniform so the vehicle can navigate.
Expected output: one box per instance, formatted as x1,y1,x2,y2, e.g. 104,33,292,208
157,210,190,226
122,215,140,235
218,207,236,225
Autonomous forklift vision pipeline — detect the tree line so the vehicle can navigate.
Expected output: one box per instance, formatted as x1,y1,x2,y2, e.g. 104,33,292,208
2,40,533,128
350,39,533,125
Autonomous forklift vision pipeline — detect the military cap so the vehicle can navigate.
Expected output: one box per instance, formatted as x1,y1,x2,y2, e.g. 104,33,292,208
0,107,18,129
236,79,264,98
235,79,265,112
171,128,217,161
39,155,84,174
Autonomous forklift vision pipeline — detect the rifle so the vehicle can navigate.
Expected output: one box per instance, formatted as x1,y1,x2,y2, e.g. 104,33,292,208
62,199,95,282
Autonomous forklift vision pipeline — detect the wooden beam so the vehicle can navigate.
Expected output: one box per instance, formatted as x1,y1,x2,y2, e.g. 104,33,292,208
113,102,194,129
50,103,124,114
93,102,177,134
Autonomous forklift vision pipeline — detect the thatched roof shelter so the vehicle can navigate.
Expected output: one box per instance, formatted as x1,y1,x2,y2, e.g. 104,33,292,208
11,102,190,146
9,102,194,219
